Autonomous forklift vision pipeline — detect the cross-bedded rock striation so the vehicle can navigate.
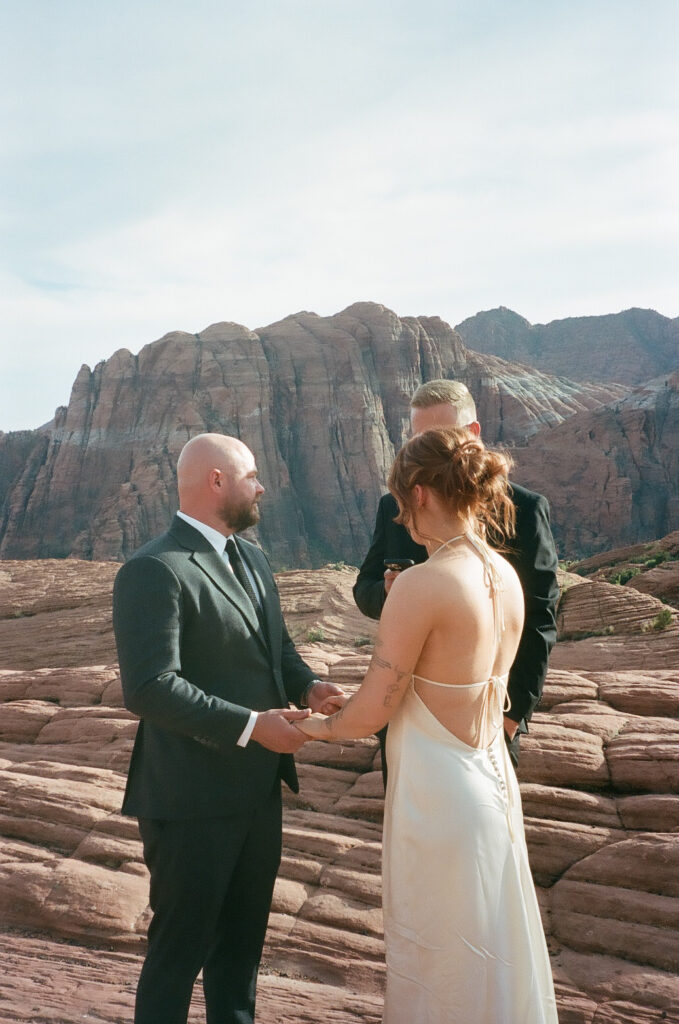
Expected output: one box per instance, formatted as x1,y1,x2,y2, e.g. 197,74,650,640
0,558,678,1022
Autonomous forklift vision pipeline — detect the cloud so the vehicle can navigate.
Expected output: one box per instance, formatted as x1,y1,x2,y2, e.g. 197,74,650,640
1,0,678,430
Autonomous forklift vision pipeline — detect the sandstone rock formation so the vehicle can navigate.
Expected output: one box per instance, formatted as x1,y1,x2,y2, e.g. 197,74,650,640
551,568,679,676
0,302,623,568
0,937,385,1024
455,306,679,387
0,558,120,670
513,374,679,558
570,532,679,609
1,558,678,1023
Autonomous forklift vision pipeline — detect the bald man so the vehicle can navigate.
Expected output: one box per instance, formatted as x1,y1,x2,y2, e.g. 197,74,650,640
113,434,344,1024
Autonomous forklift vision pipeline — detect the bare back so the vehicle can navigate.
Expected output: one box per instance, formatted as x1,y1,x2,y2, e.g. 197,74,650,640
404,534,524,747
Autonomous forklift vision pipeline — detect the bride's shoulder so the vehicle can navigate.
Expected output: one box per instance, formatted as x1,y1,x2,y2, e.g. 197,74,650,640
391,560,430,589
387,561,436,602
491,548,522,591
390,559,464,604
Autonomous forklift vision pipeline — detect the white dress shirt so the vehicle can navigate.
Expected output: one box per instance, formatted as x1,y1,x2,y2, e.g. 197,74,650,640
176,511,259,747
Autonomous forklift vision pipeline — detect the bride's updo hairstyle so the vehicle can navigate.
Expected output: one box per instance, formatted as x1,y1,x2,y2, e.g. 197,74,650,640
388,427,516,545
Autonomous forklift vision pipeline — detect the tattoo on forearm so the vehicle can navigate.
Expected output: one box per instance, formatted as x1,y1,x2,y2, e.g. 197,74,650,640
324,699,351,734
369,647,410,686
367,638,412,708
320,639,413,735
383,682,400,707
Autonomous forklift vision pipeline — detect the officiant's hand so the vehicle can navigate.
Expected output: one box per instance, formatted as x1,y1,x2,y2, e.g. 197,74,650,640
503,716,519,741
384,568,400,594
306,680,347,715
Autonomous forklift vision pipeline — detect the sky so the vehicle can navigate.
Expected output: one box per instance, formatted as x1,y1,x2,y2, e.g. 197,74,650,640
1,0,678,432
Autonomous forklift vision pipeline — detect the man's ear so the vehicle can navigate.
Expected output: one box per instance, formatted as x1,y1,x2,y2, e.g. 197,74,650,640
468,421,481,437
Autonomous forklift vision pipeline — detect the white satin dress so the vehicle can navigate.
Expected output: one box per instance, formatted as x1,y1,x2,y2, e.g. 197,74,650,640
381,534,558,1023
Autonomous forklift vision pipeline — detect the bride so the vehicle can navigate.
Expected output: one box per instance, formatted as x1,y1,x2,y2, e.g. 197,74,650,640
296,426,558,1023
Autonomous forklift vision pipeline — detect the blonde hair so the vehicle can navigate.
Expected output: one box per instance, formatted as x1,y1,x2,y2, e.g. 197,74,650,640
388,426,515,546
410,379,477,424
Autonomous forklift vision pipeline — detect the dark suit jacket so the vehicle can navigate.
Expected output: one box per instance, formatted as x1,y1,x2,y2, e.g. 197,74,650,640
113,515,317,820
352,484,560,725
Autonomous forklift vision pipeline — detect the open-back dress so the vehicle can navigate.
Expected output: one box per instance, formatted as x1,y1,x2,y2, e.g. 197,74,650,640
381,533,558,1023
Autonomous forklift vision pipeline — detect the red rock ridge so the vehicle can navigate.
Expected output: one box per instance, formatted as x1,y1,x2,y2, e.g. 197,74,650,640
0,302,622,568
513,373,679,558
456,306,679,387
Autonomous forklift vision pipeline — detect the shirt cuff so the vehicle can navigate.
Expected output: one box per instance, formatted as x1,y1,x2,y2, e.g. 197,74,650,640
237,710,258,747
300,679,323,708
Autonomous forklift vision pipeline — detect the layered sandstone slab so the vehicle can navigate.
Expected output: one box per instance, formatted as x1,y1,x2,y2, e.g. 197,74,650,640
0,559,120,670
0,933,384,1023
553,570,679,672
1,559,678,1024
570,531,679,610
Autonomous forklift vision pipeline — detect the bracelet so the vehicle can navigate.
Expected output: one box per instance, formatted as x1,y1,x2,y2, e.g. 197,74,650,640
300,680,321,708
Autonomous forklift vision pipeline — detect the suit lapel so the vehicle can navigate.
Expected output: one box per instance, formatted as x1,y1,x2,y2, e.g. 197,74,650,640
169,517,270,658
236,541,290,706
237,541,280,656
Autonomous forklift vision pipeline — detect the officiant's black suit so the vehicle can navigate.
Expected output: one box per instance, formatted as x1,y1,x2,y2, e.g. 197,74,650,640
113,514,316,1024
353,483,560,769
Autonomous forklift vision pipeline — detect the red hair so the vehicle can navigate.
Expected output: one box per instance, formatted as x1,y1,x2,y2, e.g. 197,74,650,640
388,427,515,545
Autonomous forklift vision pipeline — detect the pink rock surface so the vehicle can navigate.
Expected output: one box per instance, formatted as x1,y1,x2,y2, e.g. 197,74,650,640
570,532,679,610
0,933,384,1023
0,558,678,1023
552,573,679,673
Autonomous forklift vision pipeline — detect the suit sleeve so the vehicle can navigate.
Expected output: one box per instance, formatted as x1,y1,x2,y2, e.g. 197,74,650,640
113,555,251,749
353,500,388,620
506,495,560,724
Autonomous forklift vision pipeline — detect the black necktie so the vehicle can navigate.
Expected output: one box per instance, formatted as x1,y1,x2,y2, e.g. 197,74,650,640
226,538,265,628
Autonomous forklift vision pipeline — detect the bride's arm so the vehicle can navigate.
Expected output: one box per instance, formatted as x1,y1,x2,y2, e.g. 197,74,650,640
296,569,431,741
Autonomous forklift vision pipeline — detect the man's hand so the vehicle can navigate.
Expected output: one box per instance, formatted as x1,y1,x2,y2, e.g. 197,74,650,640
251,708,311,753
384,568,402,594
503,715,519,741
306,681,347,716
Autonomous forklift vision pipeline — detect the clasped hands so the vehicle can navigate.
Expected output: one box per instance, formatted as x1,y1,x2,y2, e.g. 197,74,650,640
251,681,347,753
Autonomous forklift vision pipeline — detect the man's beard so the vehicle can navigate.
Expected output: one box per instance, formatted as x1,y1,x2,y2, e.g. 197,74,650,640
218,496,261,533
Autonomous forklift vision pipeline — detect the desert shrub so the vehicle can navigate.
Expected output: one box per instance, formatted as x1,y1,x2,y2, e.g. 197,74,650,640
306,627,326,643
353,635,373,647
651,608,673,631
611,567,642,585
560,625,614,641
